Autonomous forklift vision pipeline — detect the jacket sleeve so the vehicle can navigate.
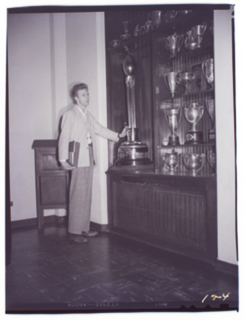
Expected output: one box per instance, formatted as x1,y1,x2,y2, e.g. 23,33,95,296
90,113,119,142
58,111,73,161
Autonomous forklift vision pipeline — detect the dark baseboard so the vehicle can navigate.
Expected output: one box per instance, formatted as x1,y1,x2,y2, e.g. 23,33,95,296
90,221,109,232
11,215,108,232
215,259,238,277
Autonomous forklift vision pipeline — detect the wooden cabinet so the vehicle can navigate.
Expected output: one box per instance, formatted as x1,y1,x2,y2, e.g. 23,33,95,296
105,7,217,264
32,140,69,229
107,169,217,264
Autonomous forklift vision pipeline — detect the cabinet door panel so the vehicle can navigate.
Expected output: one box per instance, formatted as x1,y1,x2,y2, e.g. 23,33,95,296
40,175,68,206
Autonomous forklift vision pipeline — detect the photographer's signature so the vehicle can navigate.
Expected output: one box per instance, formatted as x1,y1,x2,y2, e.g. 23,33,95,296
202,292,231,303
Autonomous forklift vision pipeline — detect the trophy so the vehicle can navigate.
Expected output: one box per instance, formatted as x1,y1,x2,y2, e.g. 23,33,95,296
202,58,214,89
116,53,151,166
164,106,182,146
185,30,198,50
184,102,204,144
162,33,184,57
164,71,179,98
177,72,196,94
162,149,179,173
205,98,215,141
148,11,162,28
191,24,207,48
183,153,205,175
207,148,216,175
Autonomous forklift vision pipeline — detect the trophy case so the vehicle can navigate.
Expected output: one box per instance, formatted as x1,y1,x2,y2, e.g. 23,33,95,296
105,7,217,265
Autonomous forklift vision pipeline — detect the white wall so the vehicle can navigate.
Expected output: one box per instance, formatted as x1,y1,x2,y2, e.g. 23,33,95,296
8,13,54,221
8,12,109,225
214,8,237,265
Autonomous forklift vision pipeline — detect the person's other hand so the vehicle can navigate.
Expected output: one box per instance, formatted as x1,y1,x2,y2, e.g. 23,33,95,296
60,161,75,170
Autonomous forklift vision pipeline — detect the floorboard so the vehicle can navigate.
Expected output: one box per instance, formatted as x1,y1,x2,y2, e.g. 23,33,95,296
6,223,238,313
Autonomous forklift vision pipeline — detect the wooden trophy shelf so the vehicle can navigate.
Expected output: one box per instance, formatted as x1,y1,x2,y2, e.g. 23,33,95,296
105,8,217,264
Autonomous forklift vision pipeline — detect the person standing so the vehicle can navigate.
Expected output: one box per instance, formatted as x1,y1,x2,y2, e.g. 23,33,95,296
59,83,127,243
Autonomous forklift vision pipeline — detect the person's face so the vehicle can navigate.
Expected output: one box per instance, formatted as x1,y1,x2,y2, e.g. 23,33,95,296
75,89,89,108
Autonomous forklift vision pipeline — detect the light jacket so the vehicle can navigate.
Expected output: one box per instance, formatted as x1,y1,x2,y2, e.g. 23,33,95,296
58,105,118,167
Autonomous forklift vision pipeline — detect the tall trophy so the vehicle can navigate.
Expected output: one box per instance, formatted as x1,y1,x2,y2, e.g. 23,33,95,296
202,58,214,89
205,98,215,141
162,32,184,57
184,102,204,144
164,106,182,146
164,71,179,98
116,53,151,166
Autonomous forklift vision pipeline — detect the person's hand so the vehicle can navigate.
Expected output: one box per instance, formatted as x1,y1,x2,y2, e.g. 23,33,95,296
119,126,129,138
60,161,75,170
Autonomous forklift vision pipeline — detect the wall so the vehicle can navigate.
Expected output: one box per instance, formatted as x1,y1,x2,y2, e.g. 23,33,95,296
214,8,237,265
8,12,109,225
8,13,54,221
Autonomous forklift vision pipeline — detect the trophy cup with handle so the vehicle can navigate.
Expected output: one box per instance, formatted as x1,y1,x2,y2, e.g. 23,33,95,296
183,153,205,176
164,105,182,146
205,98,215,141
164,71,179,98
162,32,184,57
184,102,204,144
202,58,214,89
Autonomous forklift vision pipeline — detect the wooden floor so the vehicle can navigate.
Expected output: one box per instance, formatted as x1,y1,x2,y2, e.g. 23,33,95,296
6,222,238,313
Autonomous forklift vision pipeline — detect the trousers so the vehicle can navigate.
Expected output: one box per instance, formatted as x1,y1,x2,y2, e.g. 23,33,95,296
68,145,94,235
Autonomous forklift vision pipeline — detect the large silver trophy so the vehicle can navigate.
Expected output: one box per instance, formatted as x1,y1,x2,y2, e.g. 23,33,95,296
183,153,205,176
205,98,215,141
202,58,214,89
164,71,179,98
162,32,184,57
164,105,182,146
116,53,151,166
184,102,204,144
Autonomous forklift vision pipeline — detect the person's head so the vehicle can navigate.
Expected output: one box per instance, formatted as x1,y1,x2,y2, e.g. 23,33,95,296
71,83,89,106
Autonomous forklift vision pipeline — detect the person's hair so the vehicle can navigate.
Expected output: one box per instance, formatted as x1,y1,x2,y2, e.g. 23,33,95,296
70,83,88,104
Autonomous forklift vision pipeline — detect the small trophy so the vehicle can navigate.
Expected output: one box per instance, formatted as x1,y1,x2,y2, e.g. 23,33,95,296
162,149,179,174
205,98,215,141
183,153,205,176
202,58,214,89
162,32,184,57
164,106,182,146
191,24,207,48
184,102,204,144
207,148,216,175
177,72,196,94
148,11,162,28
164,71,179,98
185,30,198,50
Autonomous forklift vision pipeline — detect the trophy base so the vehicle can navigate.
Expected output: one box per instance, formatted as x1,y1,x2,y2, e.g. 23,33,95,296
168,135,180,146
185,131,203,144
116,141,152,166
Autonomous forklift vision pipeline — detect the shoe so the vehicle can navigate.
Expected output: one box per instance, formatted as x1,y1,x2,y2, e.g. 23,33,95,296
81,231,98,237
69,234,88,243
